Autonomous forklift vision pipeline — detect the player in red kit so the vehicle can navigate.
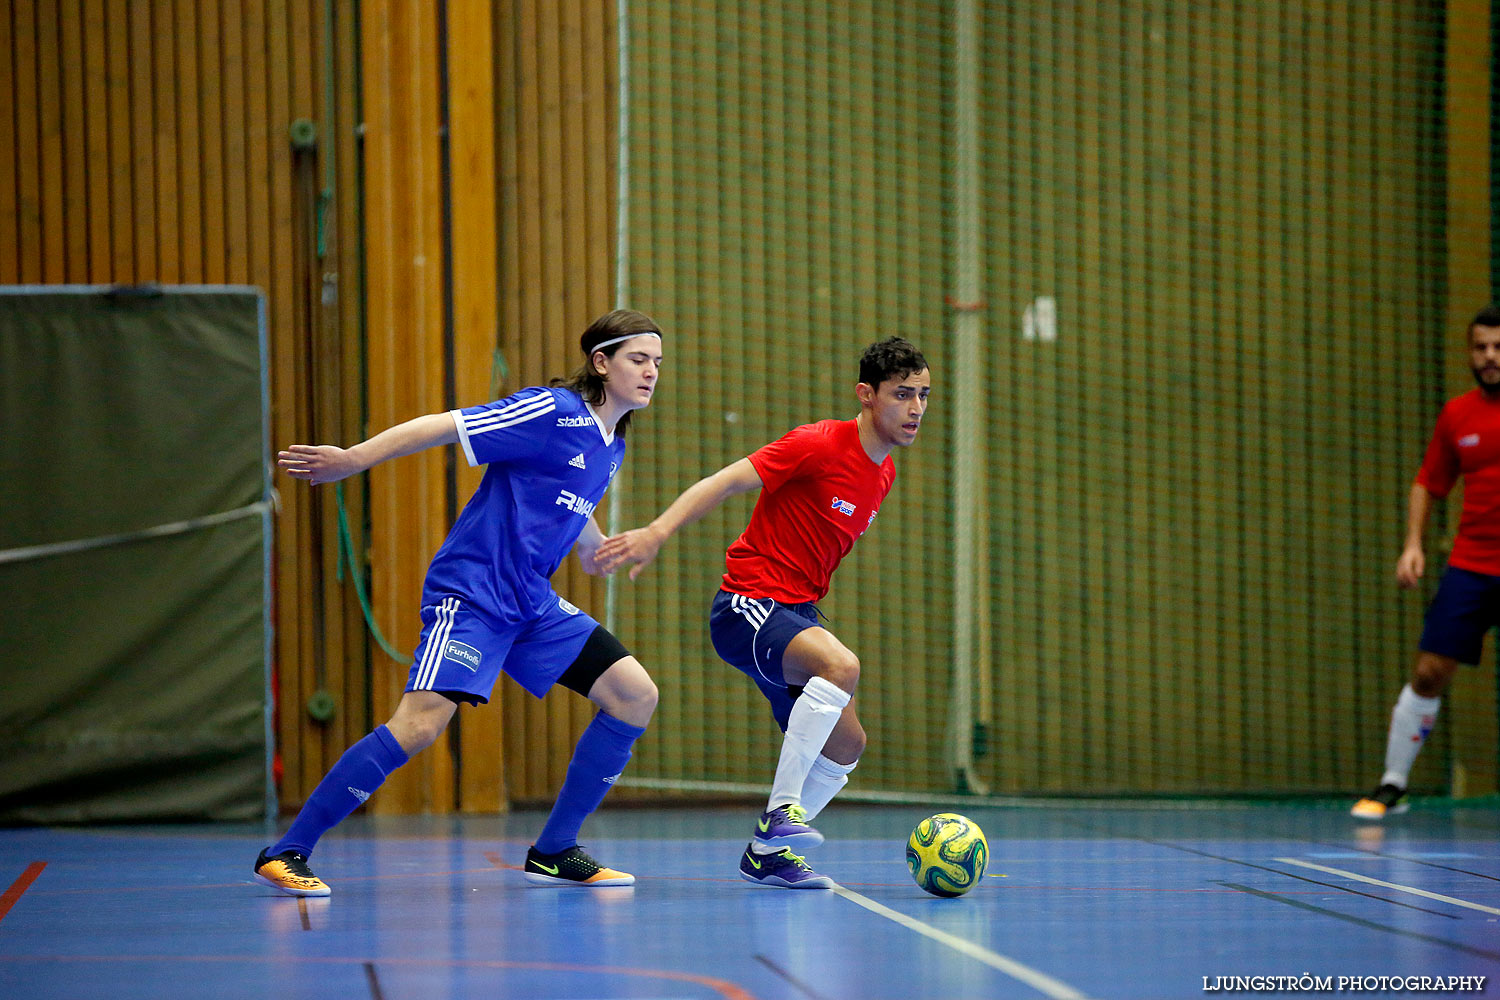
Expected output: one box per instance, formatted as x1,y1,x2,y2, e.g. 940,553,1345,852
1353,306,1500,819
597,338,931,887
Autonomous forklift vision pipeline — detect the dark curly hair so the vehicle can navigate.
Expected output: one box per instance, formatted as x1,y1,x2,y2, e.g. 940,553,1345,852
858,337,928,388
1470,305,1500,337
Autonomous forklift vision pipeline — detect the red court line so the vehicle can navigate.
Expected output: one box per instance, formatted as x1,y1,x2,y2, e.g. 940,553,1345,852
0,863,46,923
483,851,522,871
0,954,757,1000
49,866,505,896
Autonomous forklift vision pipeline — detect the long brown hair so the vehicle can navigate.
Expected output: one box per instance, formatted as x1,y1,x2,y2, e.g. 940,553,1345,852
550,309,662,438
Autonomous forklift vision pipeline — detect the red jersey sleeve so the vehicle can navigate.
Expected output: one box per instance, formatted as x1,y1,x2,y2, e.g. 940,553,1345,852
1416,402,1460,499
748,423,828,493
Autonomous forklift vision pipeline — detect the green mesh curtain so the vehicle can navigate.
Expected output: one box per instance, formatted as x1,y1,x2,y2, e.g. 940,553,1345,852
611,1,1451,799
0,287,273,822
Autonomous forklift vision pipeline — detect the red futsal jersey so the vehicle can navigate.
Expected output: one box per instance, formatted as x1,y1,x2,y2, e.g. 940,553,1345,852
1417,388,1500,575
722,418,896,604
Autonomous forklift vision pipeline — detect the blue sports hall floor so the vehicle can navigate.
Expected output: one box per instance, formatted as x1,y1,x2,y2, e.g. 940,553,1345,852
1,801,1497,999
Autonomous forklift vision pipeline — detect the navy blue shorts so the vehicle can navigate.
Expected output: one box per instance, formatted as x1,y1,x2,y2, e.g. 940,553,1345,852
709,589,820,731
1418,565,1500,665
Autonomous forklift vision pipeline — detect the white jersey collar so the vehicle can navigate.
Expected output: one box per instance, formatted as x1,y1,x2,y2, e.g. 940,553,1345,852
585,401,616,445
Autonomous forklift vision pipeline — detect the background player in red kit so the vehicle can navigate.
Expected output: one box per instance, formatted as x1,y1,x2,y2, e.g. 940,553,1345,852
1353,306,1500,819
597,337,931,887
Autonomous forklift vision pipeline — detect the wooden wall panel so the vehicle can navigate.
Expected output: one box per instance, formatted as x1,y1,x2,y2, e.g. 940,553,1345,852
14,0,41,282
171,0,200,281
6,0,1484,809
260,0,317,808
219,0,246,277
492,0,619,805
197,0,225,283
126,1,155,278
2,0,363,815
103,2,131,280
449,0,504,813
360,0,453,815
1445,0,1497,796
0,3,15,282
973,0,1454,794
616,0,952,797
612,0,1478,799
330,0,370,769
58,2,87,280
150,0,177,283
36,0,63,283
0,0,622,817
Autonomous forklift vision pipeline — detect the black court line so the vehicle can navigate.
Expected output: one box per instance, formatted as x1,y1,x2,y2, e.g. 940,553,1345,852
1297,835,1500,884
1053,816,1455,917
1135,839,1459,919
297,898,311,931
1189,807,1500,886
1218,882,1500,962
754,953,834,1000
364,961,387,1000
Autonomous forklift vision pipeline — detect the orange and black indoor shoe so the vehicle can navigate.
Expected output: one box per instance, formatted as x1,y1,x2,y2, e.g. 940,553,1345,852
253,848,332,897
522,845,634,887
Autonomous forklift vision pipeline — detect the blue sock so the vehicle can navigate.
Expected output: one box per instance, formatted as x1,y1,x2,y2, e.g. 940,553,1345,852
270,725,408,857
533,711,645,855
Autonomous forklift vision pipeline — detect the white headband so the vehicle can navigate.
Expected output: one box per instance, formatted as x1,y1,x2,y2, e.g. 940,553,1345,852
590,331,661,353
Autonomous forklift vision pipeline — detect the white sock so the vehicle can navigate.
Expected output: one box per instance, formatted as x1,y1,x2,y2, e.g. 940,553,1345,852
800,754,857,821
1380,683,1441,789
767,676,850,812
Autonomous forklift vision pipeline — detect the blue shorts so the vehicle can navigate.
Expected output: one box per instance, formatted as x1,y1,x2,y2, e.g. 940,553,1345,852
709,589,820,730
407,593,601,704
1418,565,1500,665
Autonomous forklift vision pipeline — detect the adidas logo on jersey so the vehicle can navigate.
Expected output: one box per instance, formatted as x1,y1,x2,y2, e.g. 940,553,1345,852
569,453,587,469
557,415,592,428
348,786,371,804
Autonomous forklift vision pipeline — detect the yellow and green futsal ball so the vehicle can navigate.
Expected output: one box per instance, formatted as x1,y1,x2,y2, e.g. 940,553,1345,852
906,812,989,897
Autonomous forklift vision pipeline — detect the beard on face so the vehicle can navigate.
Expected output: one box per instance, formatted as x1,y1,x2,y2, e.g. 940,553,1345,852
1472,362,1500,393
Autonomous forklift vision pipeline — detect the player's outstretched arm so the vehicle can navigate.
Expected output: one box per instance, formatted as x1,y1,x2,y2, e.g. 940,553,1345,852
278,412,460,485
1395,481,1434,589
596,457,764,579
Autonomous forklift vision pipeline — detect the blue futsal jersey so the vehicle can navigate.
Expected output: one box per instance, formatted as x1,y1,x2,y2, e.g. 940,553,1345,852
421,387,625,622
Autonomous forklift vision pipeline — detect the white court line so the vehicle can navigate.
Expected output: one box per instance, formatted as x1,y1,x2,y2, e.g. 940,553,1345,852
1274,858,1500,915
831,885,1093,1000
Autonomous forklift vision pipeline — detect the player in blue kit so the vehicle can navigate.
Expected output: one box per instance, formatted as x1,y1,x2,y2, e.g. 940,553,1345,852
253,309,664,894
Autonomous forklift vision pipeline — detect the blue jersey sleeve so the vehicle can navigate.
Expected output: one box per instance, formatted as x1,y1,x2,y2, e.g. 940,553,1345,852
451,387,558,467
